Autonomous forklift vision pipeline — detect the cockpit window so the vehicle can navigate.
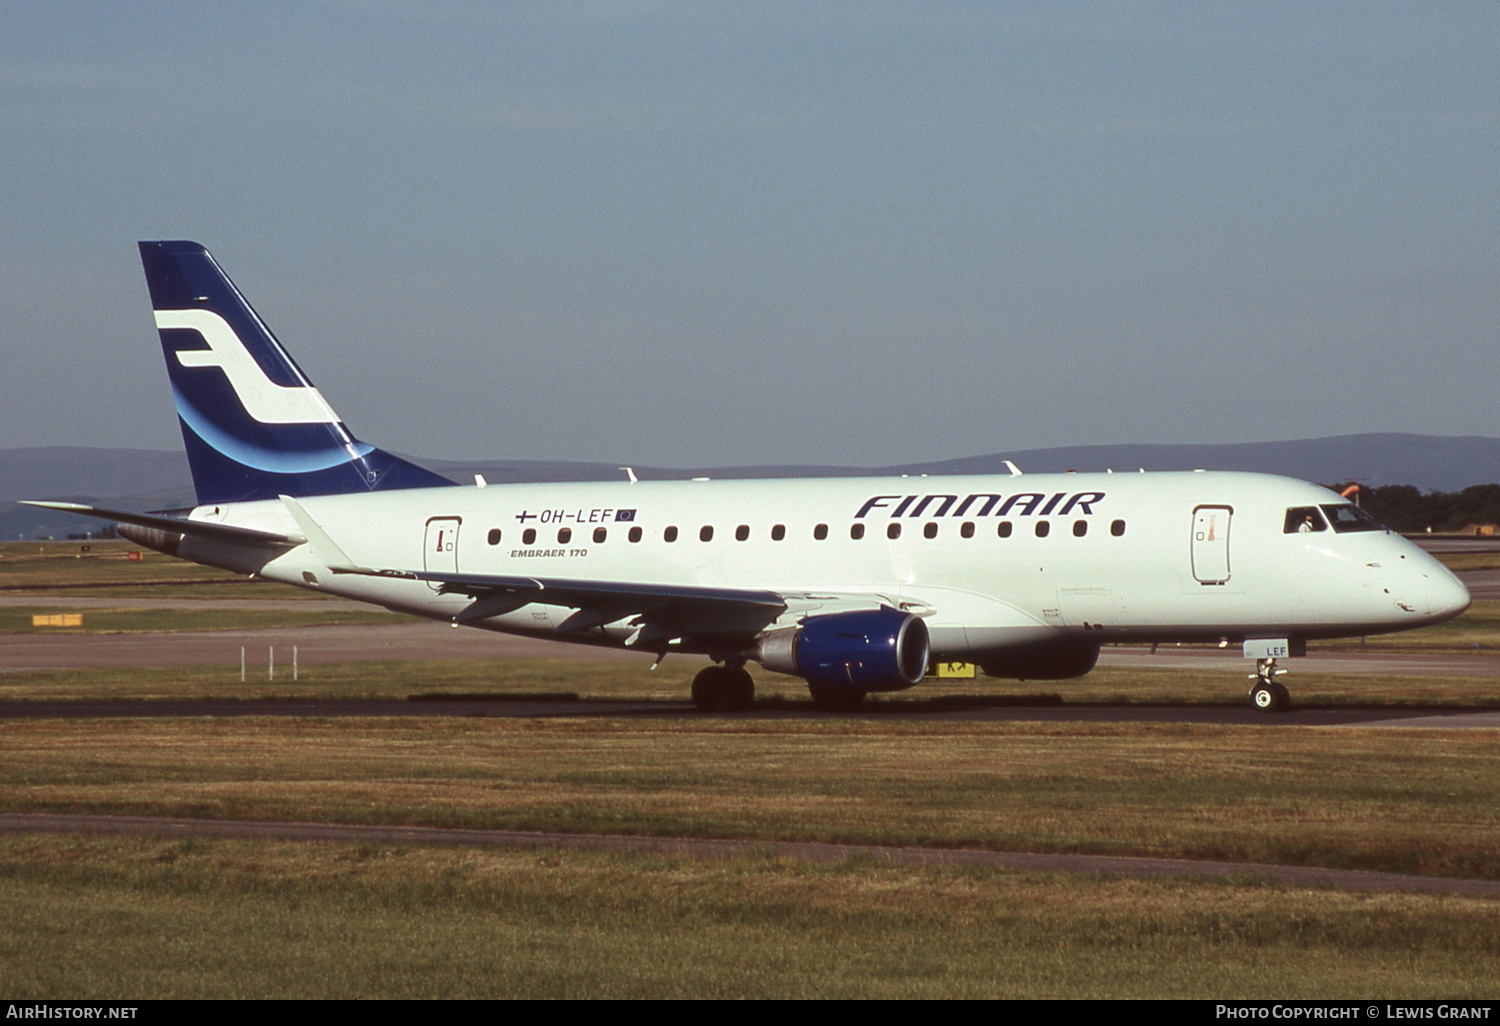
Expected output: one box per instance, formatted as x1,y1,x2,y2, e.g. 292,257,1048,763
1320,503,1385,533
1284,507,1328,534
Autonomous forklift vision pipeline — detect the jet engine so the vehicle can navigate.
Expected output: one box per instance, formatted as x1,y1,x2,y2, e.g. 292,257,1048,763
978,637,1100,680
755,607,930,694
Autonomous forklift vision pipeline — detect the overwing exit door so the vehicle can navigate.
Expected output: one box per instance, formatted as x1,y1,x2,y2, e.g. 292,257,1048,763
1191,505,1232,585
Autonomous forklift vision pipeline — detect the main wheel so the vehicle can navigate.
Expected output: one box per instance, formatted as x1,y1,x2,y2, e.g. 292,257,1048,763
722,666,755,711
692,665,755,712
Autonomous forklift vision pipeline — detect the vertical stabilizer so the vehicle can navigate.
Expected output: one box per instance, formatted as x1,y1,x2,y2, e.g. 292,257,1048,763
139,241,452,503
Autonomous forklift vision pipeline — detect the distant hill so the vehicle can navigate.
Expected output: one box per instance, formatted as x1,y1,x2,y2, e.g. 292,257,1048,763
1,447,194,540
424,433,1500,494
5,433,1499,539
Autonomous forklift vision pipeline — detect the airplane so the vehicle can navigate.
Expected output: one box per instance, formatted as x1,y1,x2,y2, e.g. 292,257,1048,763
25,241,1472,713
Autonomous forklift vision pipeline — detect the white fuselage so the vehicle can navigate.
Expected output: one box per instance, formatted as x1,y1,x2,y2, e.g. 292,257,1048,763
175,469,1470,664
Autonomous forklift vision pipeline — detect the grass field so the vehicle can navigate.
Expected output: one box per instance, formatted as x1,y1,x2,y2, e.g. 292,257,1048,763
3,540,1498,997
3,836,1496,999
4,716,1499,879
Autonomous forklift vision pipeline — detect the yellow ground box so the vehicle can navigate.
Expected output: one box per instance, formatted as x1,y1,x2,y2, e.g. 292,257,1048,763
32,613,84,627
931,661,977,679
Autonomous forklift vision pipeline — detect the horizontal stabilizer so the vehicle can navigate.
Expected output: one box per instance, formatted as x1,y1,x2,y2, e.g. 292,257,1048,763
18,501,304,548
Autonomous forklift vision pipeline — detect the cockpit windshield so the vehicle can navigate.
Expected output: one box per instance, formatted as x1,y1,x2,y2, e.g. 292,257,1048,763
1320,503,1386,533
1284,507,1327,534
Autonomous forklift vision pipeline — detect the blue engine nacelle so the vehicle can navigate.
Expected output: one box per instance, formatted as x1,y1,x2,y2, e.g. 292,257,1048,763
754,607,930,694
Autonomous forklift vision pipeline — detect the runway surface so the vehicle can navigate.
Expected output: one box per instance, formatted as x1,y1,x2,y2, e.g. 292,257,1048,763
4,812,1497,898
1,695,1496,727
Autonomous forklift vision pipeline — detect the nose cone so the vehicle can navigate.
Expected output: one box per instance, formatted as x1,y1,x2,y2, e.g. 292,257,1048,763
1425,565,1472,622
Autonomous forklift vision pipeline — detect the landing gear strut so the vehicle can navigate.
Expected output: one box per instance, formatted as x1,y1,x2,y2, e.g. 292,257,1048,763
691,663,755,712
1247,658,1290,713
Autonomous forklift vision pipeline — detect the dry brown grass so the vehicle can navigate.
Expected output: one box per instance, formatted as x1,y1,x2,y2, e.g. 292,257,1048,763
2,716,1497,879
2,834,1496,998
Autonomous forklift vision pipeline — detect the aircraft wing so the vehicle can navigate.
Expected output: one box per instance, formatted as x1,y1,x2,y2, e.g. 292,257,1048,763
334,565,788,642
283,494,790,644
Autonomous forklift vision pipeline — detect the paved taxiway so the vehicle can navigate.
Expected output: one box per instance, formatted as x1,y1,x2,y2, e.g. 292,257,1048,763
0,695,1497,727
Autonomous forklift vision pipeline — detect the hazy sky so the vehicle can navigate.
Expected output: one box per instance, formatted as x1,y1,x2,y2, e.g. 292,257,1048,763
2,2,1496,468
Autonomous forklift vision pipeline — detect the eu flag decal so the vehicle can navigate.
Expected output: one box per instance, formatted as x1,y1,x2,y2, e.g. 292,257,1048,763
614,509,637,522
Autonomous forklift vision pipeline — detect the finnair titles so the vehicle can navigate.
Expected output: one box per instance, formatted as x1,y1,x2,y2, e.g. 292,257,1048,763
26,241,1471,713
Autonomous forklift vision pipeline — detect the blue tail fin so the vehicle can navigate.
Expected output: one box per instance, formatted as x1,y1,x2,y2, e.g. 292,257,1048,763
139,241,453,504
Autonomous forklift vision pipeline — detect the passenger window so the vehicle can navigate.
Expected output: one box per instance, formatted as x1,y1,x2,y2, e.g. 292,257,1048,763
1035,521,1050,538
960,522,975,538
1111,519,1126,537
887,523,901,540
923,522,938,539
814,524,828,540
593,527,607,543
1284,507,1328,534
664,526,679,543
771,524,786,541
735,525,749,541
850,523,865,540
522,528,536,545
998,521,1013,538
487,528,502,545
628,526,642,543
557,528,572,544
700,525,714,542
1072,521,1087,537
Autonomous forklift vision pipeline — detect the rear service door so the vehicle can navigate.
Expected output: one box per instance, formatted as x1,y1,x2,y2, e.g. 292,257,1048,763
1191,505,1232,585
423,517,461,591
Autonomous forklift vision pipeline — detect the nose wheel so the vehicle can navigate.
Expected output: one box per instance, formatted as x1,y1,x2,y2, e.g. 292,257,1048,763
1248,658,1290,713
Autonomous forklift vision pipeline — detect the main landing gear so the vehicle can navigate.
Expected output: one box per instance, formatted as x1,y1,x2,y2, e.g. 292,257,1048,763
1248,658,1291,713
691,663,755,712
806,684,866,711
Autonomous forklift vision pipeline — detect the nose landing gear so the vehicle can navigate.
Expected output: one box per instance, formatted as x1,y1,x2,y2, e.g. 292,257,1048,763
1248,658,1291,713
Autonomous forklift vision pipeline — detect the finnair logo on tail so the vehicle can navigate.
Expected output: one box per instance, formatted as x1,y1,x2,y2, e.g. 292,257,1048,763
156,309,340,425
